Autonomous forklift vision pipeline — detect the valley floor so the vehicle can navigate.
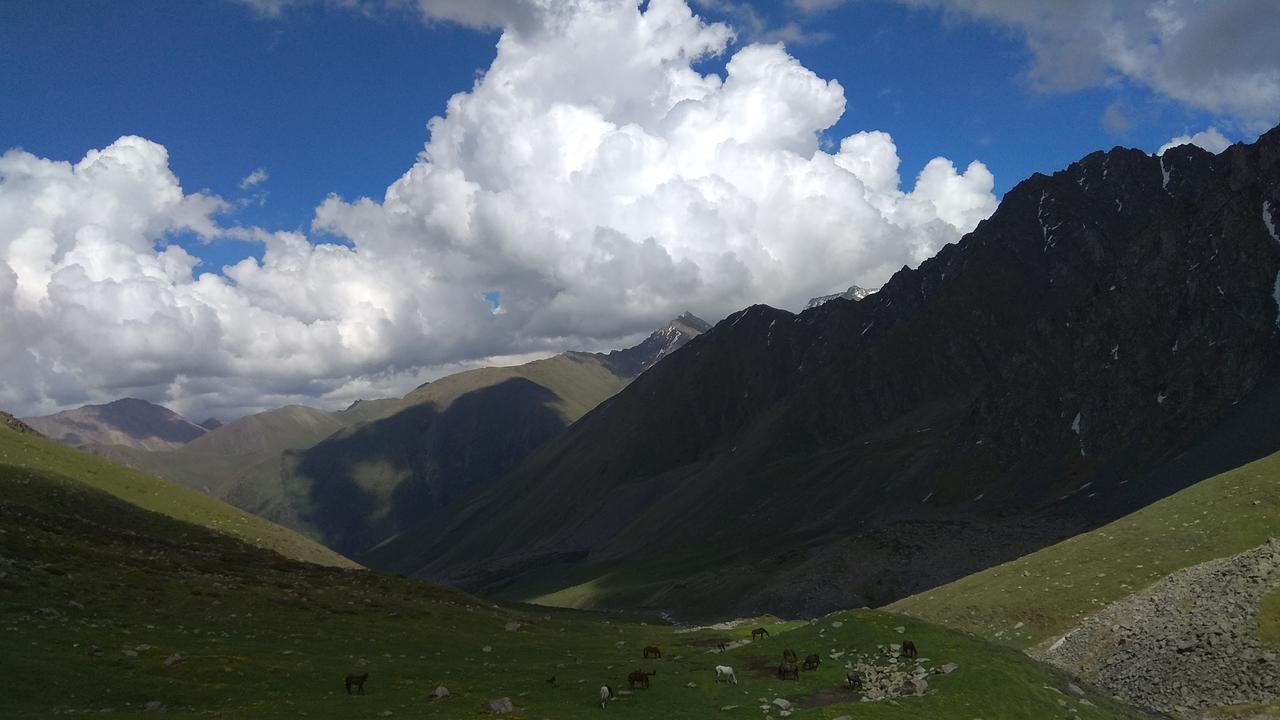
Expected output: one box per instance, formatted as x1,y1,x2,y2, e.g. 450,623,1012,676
1,464,1144,719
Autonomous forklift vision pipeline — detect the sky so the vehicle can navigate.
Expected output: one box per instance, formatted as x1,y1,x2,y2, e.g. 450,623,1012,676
1,0,1277,420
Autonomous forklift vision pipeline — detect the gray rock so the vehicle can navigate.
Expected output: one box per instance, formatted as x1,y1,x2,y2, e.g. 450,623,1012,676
162,653,184,667
143,701,162,712
488,697,515,714
1035,539,1280,714
771,698,793,710
432,686,450,699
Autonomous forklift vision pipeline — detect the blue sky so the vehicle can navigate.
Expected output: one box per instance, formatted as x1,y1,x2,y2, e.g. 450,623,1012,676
1,0,1233,269
0,0,1275,418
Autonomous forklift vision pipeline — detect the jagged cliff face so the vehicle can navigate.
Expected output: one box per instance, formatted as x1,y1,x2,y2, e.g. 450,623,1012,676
405,128,1280,617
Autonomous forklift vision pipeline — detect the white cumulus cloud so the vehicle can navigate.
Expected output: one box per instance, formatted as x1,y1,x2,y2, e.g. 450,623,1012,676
899,0,1280,132
239,167,269,189
2,0,995,419
1157,127,1231,156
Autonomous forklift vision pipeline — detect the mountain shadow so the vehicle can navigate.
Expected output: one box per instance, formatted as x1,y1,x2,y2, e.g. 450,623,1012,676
402,126,1280,619
290,377,571,557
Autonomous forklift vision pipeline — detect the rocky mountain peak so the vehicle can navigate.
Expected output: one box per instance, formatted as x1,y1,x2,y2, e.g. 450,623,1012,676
593,312,711,377
804,285,878,311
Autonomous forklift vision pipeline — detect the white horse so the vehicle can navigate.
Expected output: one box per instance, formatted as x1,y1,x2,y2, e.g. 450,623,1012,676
714,665,738,684
599,684,614,709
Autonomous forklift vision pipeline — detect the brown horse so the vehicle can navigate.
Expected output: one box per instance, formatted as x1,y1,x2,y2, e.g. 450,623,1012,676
627,670,656,689
802,654,821,671
782,649,798,664
345,673,368,695
642,645,661,659
901,640,918,659
776,660,799,681
751,627,770,640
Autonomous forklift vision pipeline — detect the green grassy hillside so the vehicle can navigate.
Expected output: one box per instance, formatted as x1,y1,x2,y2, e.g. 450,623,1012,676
0,414,354,569
85,353,632,560
889,448,1280,649
0,461,1143,719
290,352,631,557
400,352,629,421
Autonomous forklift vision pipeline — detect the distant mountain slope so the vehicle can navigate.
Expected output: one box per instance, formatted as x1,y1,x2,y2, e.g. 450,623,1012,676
300,315,708,558
181,404,350,456
88,315,707,559
0,411,355,568
402,126,1280,618
85,400,404,536
23,397,206,451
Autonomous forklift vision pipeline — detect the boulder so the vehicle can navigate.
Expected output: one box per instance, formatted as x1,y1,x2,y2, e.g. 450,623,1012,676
488,697,515,714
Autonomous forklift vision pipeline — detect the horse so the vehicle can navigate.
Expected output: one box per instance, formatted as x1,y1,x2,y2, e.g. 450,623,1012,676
642,645,661,659
714,665,738,685
599,684,613,709
901,640,918,659
627,670,656,689
717,641,728,651
782,649,798,664
345,672,369,695
776,660,799,681
847,670,863,690
802,654,821,671
751,627,770,640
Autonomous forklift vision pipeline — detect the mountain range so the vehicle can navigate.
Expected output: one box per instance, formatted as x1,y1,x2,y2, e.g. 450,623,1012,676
377,127,1280,618
72,314,708,558
23,397,209,451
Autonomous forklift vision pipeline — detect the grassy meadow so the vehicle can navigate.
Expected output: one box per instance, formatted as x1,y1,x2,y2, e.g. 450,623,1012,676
890,449,1280,650
1,456,1144,719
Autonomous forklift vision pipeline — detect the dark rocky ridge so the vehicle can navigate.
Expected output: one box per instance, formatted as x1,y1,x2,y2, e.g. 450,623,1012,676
400,127,1280,618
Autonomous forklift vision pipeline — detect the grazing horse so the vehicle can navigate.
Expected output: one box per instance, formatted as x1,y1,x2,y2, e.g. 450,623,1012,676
642,645,661,659
717,641,728,651
782,649,798,664
802,654,821,671
776,660,799,681
345,673,369,695
627,670,656,689
599,684,613,709
846,670,863,691
751,627,770,640
901,640,918,659
714,665,738,685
